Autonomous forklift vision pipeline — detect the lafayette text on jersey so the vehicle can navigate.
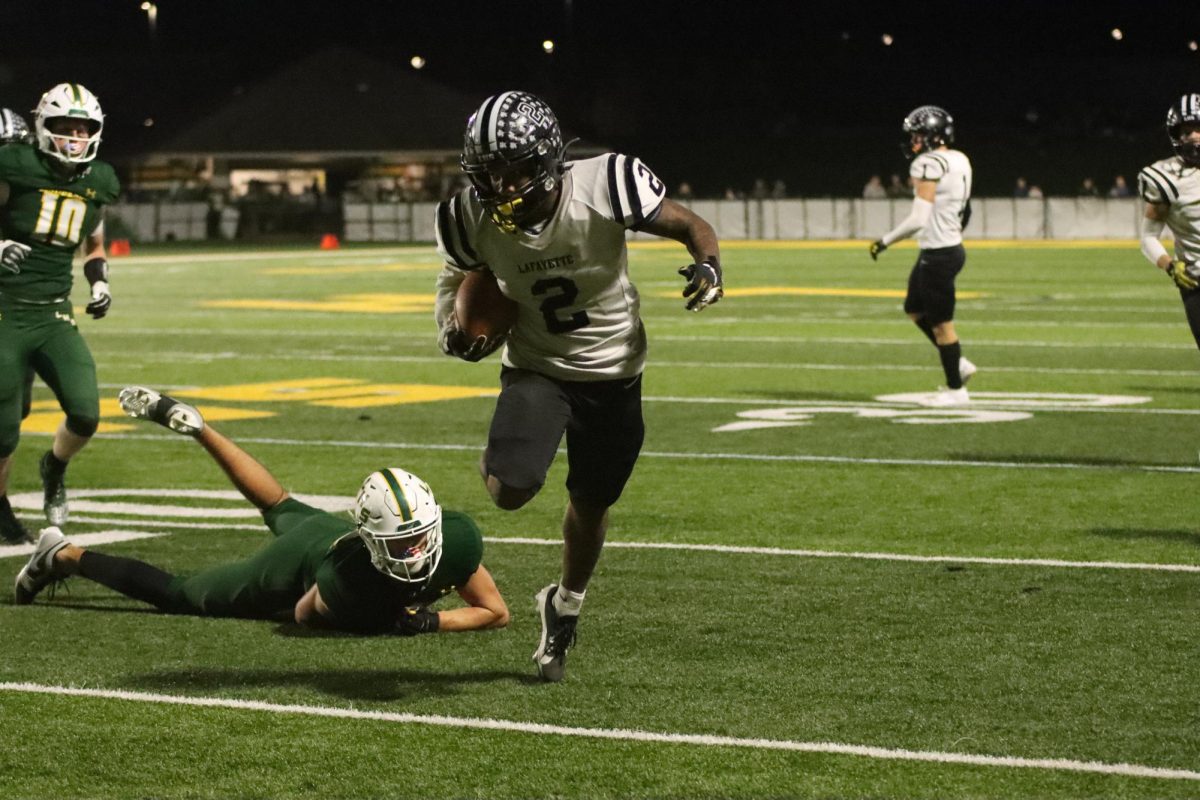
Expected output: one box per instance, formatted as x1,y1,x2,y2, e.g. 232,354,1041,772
435,153,666,381
0,142,119,302
1139,156,1200,264
909,149,972,249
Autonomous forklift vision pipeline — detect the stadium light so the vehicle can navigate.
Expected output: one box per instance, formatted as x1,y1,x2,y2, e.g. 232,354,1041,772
410,55,426,69
143,118,154,127
1110,28,1123,41
140,2,157,39
881,33,894,46
1190,40,1198,52
542,39,555,54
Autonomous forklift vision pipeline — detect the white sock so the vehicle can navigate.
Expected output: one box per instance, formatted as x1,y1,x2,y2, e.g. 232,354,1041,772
553,585,585,616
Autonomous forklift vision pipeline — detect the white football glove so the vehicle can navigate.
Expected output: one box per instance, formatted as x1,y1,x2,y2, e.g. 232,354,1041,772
0,239,31,274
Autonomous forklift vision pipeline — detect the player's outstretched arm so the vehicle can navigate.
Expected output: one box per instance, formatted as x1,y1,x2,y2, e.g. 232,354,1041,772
640,199,723,311
435,565,510,632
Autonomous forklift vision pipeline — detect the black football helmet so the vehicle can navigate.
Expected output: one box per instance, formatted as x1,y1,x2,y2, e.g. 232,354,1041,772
461,91,568,233
1166,93,1200,167
0,108,31,145
901,105,954,160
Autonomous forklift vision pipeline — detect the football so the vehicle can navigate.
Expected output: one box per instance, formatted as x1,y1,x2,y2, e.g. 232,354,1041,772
455,268,518,341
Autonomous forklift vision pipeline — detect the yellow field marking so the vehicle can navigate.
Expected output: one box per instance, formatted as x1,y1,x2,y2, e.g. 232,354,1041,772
629,239,1140,252
175,378,496,406
200,293,434,314
654,286,985,299
261,262,438,276
21,398,274,435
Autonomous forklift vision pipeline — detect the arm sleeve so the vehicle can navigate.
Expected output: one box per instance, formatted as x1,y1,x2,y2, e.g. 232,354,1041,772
434,264,468,329
909,153,948,182
881,197,934,246
434,193,484,270
1140,214,1170,267
593,153,667,229
1138,166,1178,205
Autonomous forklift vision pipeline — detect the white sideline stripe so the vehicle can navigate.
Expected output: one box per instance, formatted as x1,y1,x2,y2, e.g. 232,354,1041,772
91,432,1200,475
484,537,1200,573
0,683,1194,782
87,349,1200,380
90,327,1196,352
0,531,163,557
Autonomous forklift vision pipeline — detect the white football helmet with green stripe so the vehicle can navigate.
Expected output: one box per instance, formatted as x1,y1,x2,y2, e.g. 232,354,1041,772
34,82,104,164
354,468,443,584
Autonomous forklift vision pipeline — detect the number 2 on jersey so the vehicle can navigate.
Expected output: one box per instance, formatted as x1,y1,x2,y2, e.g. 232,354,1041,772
532,276,590,333
32,191,87,246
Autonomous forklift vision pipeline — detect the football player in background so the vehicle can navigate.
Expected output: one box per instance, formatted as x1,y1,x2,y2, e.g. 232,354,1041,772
14,387,510,637
1138,93,1200,348
869,105,976,407
0,108,32,146
433,91,722,681
0,84,120,544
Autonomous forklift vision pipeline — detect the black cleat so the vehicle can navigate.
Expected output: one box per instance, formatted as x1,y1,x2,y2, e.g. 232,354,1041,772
532,584,578,683
0,502,31,544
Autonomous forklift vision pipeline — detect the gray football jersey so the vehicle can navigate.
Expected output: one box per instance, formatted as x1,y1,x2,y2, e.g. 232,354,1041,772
1138,156,1200,264
909,148,972,249
435,153,666,381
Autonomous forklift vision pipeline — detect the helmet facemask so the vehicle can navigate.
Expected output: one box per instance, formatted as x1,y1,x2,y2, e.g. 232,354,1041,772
1167,94,1200,168
34,83,104,165
354,468,444,585
461,91,567,233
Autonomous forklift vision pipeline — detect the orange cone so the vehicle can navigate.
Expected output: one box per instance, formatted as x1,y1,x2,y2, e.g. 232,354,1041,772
319,233,340,250
109,239,131,256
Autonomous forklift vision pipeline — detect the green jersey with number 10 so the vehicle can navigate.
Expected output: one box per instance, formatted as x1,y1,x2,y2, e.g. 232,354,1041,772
0,142,120,302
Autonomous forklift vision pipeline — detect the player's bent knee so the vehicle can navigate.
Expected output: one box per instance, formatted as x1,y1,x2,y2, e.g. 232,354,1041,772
65,414,99,439
486,476,538,511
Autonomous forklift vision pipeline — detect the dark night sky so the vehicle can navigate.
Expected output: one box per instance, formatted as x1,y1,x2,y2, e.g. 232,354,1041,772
5,0,1200,195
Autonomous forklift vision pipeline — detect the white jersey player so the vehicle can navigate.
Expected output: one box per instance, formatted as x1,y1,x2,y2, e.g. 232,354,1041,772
433,91,722,683
868,105,975,407
435,152,665,381
1139,93,1200,348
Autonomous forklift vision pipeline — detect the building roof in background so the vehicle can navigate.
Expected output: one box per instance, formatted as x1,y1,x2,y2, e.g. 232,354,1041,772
148,46,479,159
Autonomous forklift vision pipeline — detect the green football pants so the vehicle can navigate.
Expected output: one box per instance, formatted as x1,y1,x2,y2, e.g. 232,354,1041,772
0,298,99,457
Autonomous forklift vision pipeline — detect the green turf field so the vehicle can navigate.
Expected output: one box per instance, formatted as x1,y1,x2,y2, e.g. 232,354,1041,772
1,240,1197,799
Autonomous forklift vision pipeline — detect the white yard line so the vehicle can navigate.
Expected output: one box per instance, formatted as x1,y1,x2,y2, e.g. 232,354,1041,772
488,537,1200,573
80,432,1200,473
0,683,1194,782
87,349,1200,379
1,519,1193,573
89,327,1198,351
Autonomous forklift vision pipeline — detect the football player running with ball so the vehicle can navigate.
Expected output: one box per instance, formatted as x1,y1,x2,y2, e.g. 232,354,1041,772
869,105,976,407
0,84,120,544
434,91,723,681
14,387,509,637
1139,93,1200,349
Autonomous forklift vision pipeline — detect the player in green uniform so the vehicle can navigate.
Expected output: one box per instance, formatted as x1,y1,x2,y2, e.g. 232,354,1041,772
0,84,120,544
14,387,511,636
